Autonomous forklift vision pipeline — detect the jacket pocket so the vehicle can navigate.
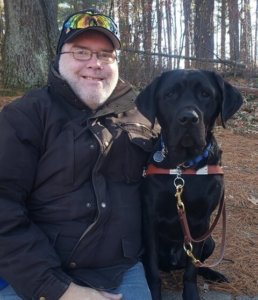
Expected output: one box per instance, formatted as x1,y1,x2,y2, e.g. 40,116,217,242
122,238,142,259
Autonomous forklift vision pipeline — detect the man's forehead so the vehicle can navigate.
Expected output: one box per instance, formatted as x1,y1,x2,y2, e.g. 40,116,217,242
64,30,115,50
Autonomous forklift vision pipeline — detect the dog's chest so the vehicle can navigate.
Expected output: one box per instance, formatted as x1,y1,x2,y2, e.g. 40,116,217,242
146,174,223,239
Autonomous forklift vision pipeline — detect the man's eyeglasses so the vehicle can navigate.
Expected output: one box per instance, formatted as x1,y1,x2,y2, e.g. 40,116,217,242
64,11,118,36
60,49,117,64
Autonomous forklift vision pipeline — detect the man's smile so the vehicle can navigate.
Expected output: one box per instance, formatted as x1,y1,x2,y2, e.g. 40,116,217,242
81,76,104,81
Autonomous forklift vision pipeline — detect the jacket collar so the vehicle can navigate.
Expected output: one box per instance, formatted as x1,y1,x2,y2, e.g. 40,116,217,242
47,63,137,116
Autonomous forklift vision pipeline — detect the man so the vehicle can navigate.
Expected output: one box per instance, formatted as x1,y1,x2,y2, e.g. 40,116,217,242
0,8,158,300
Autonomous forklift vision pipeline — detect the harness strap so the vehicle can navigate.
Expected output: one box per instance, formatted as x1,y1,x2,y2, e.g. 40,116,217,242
144,164,224,176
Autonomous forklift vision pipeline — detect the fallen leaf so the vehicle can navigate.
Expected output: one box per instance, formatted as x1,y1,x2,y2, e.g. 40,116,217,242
247,195,258,205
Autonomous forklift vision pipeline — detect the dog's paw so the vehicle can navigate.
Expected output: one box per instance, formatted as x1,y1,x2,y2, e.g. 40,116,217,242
149,281,162,300
182,281,200,300
150,290,162,300
198,267,229,282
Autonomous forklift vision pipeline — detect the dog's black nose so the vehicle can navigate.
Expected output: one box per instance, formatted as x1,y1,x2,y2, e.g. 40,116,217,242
177,110,199,125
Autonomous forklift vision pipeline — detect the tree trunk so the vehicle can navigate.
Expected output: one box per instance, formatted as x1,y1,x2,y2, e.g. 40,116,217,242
240,0,252,66
0,0,4,45
165,0,172,69
116,0,130,79
3,0,58,89
220,0,226,60
41,0,59,55
255,0,258,66
141,0,153,81
156,0,162,70
132,1,141,50
141,0,152,52
183,0,192,68
228,0,240,62
173,0,179,68
194,0,214,69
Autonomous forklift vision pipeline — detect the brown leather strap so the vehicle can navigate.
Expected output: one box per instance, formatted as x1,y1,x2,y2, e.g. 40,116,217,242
195,203,226,268
178,193,225,243
178,197,226,268
144,164,224,176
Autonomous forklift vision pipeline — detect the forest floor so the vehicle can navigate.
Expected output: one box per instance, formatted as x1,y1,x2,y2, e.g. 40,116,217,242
0,85,257,298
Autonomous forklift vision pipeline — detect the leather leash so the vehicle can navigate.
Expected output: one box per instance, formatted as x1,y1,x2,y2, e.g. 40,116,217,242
144,164,226,268
175,183,226,268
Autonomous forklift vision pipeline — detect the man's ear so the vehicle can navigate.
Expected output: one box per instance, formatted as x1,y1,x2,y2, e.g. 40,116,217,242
135,75,162,127
213,73,244,128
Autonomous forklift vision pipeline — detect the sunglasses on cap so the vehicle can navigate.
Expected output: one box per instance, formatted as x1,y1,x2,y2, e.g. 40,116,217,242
64,11,118,36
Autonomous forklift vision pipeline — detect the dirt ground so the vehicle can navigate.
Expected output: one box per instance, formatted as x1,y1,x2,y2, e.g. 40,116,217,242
213,127,258,296
0,94,257,297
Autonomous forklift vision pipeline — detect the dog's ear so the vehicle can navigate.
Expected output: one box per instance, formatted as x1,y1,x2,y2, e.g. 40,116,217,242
135,75,162,127
213,73,243,128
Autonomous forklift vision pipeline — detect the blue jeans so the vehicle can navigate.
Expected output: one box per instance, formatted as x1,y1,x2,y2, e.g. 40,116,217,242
109,262,152,300
0,285,22,300
0,262,152,300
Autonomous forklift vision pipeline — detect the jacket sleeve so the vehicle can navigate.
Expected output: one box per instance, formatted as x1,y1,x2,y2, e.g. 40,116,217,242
0,104,72,300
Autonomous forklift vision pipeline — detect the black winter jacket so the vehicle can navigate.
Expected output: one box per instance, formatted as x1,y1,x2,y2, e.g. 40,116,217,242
0,66,158,300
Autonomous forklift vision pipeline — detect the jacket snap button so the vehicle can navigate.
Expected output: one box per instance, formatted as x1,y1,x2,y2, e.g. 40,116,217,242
90,144,95,149
104,141,109,147
69,262,77,268
101,202,106,208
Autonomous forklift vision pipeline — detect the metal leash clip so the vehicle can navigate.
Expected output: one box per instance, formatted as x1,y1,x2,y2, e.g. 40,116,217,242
174,167,185,211
183,242,201,265
173,166,185,188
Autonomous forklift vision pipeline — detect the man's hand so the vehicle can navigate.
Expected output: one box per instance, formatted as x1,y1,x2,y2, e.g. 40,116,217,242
59,282,122,300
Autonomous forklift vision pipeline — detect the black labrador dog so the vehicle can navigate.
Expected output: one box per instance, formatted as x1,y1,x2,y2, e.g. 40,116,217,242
136,70,243,300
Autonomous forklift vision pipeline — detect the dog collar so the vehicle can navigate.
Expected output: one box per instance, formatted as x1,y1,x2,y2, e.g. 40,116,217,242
153,138,212,167
179,143,212,168
143,164,224,176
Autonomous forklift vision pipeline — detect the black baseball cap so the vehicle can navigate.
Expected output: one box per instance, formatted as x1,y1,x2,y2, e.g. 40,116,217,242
56,8,121,54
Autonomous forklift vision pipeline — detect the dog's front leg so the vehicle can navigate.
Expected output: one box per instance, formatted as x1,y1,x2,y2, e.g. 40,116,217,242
182,244,202,300
142,201,162,300
182,263,199,300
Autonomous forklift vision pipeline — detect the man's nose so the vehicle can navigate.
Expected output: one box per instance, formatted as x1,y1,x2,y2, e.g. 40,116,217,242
87,53,102,67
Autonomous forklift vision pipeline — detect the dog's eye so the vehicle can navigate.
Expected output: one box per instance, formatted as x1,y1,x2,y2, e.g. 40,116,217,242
165,89,177,98
200,90,210,98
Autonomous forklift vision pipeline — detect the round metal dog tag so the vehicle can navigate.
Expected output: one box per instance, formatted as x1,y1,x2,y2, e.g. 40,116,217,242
153,150,164,163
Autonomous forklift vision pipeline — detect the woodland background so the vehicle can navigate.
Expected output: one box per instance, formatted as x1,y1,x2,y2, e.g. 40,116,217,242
0,0,258,91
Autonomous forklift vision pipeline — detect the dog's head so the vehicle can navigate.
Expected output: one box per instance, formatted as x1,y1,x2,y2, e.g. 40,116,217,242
136,69,243,162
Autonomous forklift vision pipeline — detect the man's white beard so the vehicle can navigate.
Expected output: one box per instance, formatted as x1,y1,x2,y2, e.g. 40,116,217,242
59,65,119,110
